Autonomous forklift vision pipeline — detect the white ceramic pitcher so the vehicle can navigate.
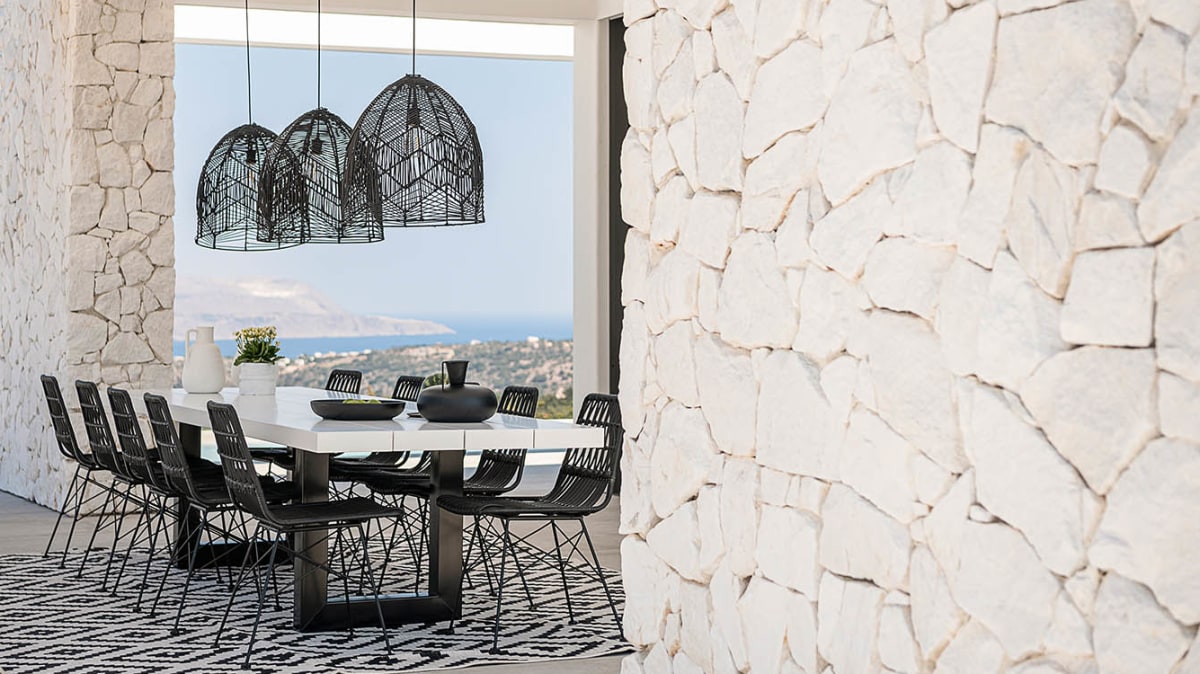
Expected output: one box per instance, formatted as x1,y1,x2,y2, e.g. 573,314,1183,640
181,326,226,393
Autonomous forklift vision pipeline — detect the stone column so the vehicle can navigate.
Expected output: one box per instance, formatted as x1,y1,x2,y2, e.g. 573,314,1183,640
618,0,1200,671
0,0,175,508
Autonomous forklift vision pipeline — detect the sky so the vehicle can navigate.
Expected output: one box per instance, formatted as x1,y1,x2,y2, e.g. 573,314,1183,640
174,44,574,325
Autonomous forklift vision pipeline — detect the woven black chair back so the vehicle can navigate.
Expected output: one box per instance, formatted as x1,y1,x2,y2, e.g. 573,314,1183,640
498,386,539,417
465,386,541,495
144,393,207,502
108,387,170,492
75,381,127,477
391,375,425,402
40,375,91,467
208,401,276,525
325,369,363,394
542,393,622,514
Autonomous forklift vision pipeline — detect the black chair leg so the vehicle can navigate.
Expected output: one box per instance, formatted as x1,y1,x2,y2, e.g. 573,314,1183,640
356,523,393,657
76,482,117,580
135,503,171,612
173,511,209,636
550,521,575,624
100,483,136,591
216,524,264,647
579,520,621,633
150,513,194,618
58,472,96,569
111,490,152,596
43,464,81,558
242,539,279,670
488,519,512,655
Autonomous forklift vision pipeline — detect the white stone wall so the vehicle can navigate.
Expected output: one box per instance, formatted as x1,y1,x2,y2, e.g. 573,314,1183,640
0,0,175,508
618,0,1200,672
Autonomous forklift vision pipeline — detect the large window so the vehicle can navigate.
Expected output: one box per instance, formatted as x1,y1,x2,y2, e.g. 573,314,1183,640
174,21,575,416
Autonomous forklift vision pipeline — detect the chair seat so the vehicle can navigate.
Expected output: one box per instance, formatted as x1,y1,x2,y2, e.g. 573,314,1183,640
437,494,592,518
267,497,400,527
359,473,433,497
194,476,297,507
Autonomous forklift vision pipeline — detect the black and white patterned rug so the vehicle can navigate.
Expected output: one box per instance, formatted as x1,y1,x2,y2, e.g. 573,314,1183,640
0,545,629,673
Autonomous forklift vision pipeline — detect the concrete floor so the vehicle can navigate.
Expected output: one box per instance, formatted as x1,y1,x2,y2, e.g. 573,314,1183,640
0,464,624,673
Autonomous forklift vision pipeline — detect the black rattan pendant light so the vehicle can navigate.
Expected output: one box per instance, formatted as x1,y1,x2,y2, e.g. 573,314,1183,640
195,0,308,250
342,0,485,228
259,0,384,244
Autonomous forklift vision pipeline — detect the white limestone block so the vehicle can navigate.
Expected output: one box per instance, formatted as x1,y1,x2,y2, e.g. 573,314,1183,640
743,42,824,158
695,332,757,456
679,580,713,671
1005,148,1079,299
651,176,691,245
817,572,886,674
887,0,948,62
755,349,842,478
818,0,878,97
119,249,153,285
1095,125,1153,199
674,0,729,30
101,332,153,364
986,0,1136,166
933,620,1005,674
1160,372,1200,445
889,143,972,245
1074,193,1143,252
1093,573,1190,674
645,249,701,334
924,2,997,152
144,0,173,41
697,266,720,332
755,505,820,598
710,10,757,100
934,255,989,377
818,39,920,205
651,403,715,518
862,237,955,320
1157,221,1200,381
653,10,693,77
651,128,679,187
668,116,700,190
792,266,870,363
647,501,706,582
619,303,650,438
1140,111,1200,243
131,77,164,108
679,191,738,268
622,132,655,233
840,408,922,523
67,312,109,355
1114,21,1187,141
624,230,652,306
820,483,911,590
810,180,892,279
958,125,1031,269
964,382,1100,576
696,485,724,574
785,589,819,673
910,545,965,660
774,203,813,269
710,561,750,669
655,320,701,407
1091,437,1200,625
657,40,696,125
719,458,759,576
878,605,920,674
863,311,966,473
751,0,809,59
1021,346,1158,494
737,576,794,673
923,469,972,588
742,132,810,231
1044,592,1093,657
1060,247,1155,347
1189,37,1200,100
975,252,1068,391
717,234,797,349
625,20,658,130
139,42,173,77
694,74,745,191
622,536,674,645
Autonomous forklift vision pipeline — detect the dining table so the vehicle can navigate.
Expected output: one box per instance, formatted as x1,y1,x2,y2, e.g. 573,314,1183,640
143,386,606,632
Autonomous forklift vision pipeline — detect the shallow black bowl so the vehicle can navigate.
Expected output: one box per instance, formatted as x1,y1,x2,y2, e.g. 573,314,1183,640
309,399,406,421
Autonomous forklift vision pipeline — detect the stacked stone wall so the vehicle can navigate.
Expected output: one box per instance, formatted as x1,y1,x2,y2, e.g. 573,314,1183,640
618,0,1200,671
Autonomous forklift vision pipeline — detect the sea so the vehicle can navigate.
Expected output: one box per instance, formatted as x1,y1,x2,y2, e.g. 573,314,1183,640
172,315,573,359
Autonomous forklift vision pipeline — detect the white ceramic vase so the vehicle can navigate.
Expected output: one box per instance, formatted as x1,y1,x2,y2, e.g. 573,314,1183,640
237,362,278,396
181,326,226,394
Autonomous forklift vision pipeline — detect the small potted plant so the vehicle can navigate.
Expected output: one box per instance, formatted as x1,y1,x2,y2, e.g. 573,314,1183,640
234,326,282,396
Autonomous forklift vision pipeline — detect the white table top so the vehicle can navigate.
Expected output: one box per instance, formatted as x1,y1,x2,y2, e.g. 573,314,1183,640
142,387,606,454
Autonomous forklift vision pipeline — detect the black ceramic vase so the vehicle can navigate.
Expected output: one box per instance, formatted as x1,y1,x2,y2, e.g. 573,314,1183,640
416,360,498,423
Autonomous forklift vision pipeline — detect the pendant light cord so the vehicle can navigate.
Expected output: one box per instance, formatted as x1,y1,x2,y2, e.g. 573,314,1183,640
245,0,252,121
411,0,416,74
316,0,322,108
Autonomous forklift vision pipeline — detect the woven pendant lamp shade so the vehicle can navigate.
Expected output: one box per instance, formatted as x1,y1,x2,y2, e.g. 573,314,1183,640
343,74,484,228
195,123,310,251
260,108,383,243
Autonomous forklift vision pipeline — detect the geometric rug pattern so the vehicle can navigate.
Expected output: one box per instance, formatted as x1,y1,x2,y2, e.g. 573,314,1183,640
0,547,630,673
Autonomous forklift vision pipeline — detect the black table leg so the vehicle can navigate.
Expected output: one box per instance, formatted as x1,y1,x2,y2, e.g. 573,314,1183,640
429,450,464,619
294,451,330,629
173,423,203,568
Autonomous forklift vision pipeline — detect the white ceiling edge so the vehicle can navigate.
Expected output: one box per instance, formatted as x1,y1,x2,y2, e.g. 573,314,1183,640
177,0,622,23
175,5,576,60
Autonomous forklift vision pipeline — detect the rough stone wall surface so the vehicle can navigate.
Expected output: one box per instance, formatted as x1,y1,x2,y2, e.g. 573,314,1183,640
618,0,1200,672
0,0,175,508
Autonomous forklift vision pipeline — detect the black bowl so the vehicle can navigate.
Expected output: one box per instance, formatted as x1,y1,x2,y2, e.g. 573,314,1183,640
309,399,406,421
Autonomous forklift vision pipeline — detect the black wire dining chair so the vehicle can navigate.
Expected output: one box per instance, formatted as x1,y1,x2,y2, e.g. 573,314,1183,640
207,401,399,670
40,375,113,568
436,393,623,653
